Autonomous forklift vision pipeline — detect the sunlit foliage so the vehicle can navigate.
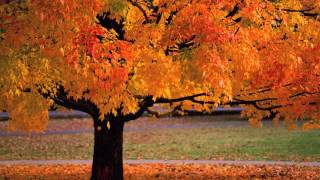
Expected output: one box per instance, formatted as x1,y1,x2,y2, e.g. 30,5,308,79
0,0,319,131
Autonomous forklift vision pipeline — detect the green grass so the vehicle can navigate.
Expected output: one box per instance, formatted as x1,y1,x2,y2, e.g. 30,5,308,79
124,127,320,161
0,126,319,161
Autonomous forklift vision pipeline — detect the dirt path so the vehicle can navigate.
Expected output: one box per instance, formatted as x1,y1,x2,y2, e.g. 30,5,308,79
0,160,319,167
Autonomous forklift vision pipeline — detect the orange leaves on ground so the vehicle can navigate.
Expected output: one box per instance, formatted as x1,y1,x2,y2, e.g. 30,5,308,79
0,164,319,180
0,165,91,180
126,164,320,180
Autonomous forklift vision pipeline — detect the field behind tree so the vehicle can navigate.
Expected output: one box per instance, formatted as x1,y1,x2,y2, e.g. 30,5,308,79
0,115,319,162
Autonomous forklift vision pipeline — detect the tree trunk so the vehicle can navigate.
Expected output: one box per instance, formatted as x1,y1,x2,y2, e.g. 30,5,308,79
91,116,124,180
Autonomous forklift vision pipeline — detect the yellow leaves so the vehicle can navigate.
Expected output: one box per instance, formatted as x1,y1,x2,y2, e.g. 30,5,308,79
249,118,262,128
107,121,111,130
303,122,320,131
0,0,319,133
40,58,50,71
16,60,29,82
59,48,65,56
121,96,138,115
277,0,304,10
127,46,182,99
303,113,320,130
6,93,49,133
14,89,21,96
125,4,145,26
153,0,160,6
163,88,172,99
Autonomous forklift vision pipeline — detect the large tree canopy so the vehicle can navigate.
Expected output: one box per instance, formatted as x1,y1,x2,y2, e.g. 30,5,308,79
1,0,319,131
1,0,320,179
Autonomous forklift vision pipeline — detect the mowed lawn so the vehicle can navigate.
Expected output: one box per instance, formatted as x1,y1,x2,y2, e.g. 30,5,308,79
0,116,319,161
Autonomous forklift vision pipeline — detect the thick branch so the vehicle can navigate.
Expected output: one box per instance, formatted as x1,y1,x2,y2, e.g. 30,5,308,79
226,3,239,18
124,93,207,121
289,91,319,99
281,8,319,17
155,93,207,104
41,86,99,118
97,12,125,40
146,103,182,118
127,0,150,23
123,96,154,121
189,96,280,111
232,98,282,111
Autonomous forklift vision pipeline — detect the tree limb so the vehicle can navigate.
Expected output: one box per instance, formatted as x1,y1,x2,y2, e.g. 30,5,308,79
281,8,319,17
226,3,239,18
155,93,207,104
146,103,182,118
40,86,99,118
127,0,150,23
123,96,154,121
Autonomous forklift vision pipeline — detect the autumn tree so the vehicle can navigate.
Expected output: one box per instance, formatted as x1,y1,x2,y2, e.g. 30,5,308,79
0,0,319,179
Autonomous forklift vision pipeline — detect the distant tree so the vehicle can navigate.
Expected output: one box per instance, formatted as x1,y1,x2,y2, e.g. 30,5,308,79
0,0,319,179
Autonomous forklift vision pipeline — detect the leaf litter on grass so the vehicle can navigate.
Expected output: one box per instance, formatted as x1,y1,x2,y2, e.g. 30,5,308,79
0,164,319,179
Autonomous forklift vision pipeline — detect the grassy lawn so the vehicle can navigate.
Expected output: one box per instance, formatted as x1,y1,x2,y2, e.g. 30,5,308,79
0,118,319,161
124,127,320,161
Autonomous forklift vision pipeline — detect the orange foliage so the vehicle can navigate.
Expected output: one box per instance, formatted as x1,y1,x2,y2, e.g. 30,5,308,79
0,0,319,130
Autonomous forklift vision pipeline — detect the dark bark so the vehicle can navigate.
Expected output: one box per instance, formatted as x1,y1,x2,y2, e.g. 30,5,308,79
91,116,125,180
